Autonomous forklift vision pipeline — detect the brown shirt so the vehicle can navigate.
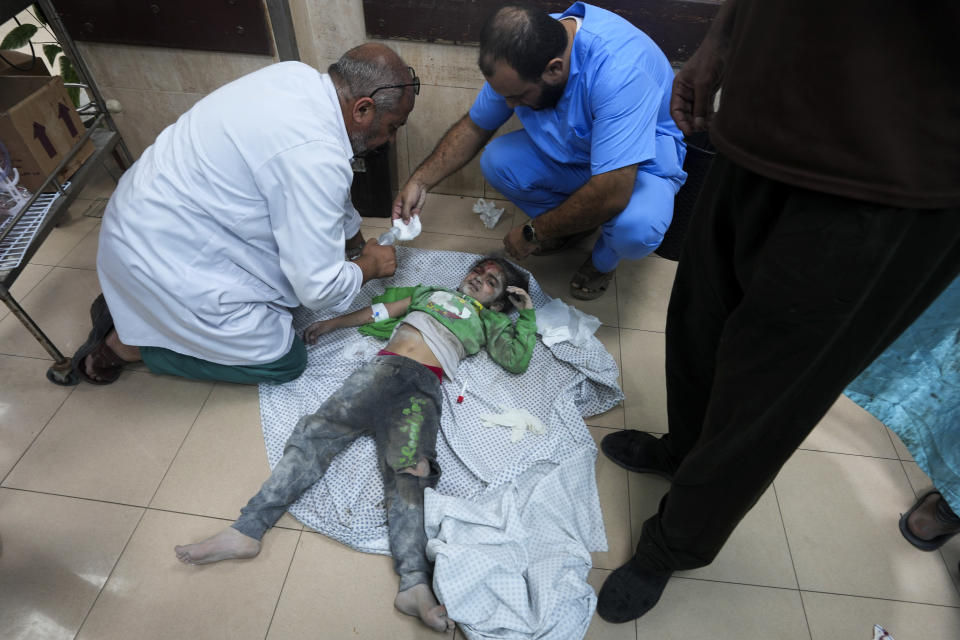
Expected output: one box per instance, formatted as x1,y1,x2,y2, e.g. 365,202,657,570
711,1,960,209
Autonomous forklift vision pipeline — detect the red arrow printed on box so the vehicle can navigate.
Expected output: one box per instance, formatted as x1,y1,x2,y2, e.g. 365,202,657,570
58,102,78,137
32,122,57,158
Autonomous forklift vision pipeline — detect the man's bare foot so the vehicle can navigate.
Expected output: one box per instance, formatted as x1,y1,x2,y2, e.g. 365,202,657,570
395,583,454,633
907,493,960,540
174,527,261,565
84,329,141,382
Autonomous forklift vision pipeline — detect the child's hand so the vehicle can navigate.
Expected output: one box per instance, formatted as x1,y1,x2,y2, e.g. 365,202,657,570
506,286,533,310
304,319,340,344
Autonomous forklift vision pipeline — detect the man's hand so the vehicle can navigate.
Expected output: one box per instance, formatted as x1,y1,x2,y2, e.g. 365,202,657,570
354,239,397,284
506,286,533,311
670,40,726,136
503,225,536,260
392,179,428,222
304,318,341,344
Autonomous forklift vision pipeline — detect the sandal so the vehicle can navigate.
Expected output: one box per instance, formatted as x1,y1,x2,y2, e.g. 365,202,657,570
532,227,597,256
898,490,960,551
569,255,614,300
70,294,125,385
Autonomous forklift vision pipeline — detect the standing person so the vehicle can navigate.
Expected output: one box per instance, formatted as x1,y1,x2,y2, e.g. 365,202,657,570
393,2,686,300
73,44,416,386
597,0,960,623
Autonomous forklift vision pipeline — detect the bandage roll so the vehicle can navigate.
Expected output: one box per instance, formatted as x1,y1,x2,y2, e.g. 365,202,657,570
371,302,390,323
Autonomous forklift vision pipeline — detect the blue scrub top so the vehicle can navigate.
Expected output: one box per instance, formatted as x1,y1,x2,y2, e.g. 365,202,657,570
469,2,684,180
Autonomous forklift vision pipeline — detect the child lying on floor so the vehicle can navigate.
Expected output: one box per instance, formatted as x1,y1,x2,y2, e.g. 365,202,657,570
174,256,536,633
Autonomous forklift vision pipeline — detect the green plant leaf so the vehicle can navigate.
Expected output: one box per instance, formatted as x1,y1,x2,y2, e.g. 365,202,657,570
33,4,48,25
1,23,38,50
42,43,60,67
60,55,81,106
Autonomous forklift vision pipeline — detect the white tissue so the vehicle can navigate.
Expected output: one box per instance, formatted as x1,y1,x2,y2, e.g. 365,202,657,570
480,407,547,442
392,214,422,240
472,198,505,229
872,625,895,640
340,338,379,362
535,298,602,347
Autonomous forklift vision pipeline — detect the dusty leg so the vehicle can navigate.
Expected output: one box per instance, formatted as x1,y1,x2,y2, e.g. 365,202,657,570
393,458,453,632
174,526,261,565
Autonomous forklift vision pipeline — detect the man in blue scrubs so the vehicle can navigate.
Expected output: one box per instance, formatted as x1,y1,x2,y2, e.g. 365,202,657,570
392,2,686,299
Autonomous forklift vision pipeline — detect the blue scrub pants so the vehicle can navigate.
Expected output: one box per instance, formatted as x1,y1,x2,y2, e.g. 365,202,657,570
480,129,681,272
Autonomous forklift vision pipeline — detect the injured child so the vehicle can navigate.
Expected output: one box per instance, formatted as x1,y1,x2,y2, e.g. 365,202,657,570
174,256,536,633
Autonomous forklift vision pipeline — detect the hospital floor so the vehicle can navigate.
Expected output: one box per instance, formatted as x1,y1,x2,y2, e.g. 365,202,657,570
0,168,958,640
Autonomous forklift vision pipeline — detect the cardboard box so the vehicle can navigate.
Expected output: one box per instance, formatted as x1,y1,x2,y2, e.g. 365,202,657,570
0,75,93,192
0,50,50,77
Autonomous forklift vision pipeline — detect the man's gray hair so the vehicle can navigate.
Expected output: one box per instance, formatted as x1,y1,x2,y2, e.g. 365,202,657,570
328,47,411,113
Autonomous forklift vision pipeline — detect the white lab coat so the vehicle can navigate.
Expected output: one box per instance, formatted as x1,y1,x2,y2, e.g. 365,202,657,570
97,62,363,366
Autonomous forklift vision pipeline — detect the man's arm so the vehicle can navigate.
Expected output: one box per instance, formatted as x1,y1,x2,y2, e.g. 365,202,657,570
670,0,739,135
504,164,638,259
393,114,496,221
304,297,412,344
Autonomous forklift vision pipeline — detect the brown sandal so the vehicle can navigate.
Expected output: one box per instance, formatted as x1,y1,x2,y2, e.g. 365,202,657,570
70,294,125,385
570,255,614,300
80,339,126,385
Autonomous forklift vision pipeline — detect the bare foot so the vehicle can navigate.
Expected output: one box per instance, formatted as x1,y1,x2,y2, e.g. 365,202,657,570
907,493,960,540
174,527,261,565
395,583,454,633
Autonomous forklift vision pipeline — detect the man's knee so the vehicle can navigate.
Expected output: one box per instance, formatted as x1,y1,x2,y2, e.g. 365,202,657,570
479,138,512,190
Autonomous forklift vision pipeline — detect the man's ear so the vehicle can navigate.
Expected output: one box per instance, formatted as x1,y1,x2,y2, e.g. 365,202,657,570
351,96,376,126
541,57,564,84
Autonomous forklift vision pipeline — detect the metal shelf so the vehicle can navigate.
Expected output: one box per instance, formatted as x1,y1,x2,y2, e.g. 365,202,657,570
0,0,131,385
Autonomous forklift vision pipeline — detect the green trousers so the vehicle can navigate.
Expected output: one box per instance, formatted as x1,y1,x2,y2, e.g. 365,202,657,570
140,336,307,385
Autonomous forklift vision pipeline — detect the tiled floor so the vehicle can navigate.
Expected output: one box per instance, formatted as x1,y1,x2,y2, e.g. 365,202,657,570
1,172,958,640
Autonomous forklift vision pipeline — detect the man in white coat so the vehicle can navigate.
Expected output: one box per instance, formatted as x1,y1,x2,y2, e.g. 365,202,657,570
74,44,416,385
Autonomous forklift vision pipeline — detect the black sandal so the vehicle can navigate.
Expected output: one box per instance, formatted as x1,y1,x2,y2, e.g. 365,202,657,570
898,491,960,551
70,294,125,385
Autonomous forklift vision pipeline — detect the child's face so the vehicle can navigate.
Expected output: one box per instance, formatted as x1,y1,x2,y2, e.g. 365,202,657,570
459,261,506,308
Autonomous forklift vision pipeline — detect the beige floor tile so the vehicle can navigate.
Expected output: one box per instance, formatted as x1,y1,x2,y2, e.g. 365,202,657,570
0,489,142,640
900,462,960,593
801,394,898,458
417,192,516,239
888,427,914,461
57,223,100,270
0,263,52,323
28,211,100,268
521,250,619,327
360,214,393,230
586,326,624,429
0,266,101,359
590,427,632,571
267,531,454,639
627,466,796,588
616,254,676,333
151,382,300,530
634,578,809,639
585,569,636,640
3,371,212,506
678,486,796,588
776,449,959,605
802,591,960,640
74,160,121,200
619,329,667,432
627,469,671,549
77,509,298,640
0,355,73,480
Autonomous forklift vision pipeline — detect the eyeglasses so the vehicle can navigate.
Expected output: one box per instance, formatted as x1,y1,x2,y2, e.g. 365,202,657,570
368,66,420,99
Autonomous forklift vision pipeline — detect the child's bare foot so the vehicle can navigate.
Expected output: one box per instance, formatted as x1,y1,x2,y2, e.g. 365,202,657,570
395,583,454,633
174,527,261,565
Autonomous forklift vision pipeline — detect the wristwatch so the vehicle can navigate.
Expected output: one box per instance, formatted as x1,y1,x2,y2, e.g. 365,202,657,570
522,221,538,244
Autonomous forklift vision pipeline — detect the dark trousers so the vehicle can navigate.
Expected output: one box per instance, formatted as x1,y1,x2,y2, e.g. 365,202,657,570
233,355,442,591
638,154,960,572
